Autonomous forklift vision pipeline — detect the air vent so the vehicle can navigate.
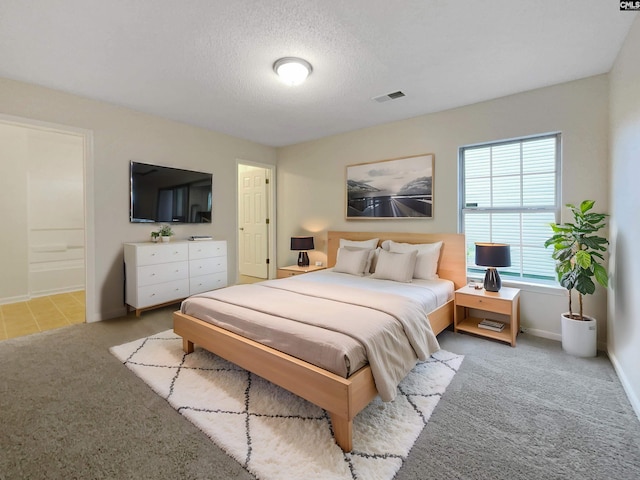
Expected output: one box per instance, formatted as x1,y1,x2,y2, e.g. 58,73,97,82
372,91,406,103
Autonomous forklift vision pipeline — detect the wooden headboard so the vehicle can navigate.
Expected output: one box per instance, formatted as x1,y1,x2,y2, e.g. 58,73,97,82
327,231,467,290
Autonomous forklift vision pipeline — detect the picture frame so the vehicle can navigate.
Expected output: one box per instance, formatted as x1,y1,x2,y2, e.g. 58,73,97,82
346,153,434,219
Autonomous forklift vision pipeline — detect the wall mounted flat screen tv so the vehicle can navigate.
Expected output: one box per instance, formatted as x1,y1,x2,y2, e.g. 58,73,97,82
130,161,212,223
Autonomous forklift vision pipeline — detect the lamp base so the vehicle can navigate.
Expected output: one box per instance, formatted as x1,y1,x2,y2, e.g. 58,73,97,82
483,267,502,292
297,251,309,267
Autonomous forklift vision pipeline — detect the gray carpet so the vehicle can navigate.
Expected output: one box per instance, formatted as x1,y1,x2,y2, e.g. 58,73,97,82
1,306,639,479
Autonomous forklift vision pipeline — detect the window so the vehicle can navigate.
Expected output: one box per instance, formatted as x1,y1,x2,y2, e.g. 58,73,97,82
459,134,560,283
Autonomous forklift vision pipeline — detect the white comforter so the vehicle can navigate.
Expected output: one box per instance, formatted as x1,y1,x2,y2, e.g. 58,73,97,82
189,275,440,401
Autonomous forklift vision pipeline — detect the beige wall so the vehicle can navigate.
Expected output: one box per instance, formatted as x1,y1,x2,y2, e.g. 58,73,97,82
0,71,614,345
609,15,640,417
0,77,277,321
277,75,610,342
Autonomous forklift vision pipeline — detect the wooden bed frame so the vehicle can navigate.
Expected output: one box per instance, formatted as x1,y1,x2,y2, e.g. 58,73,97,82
173,231,466,452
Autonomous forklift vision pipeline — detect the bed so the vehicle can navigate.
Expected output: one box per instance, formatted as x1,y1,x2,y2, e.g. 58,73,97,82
173,231,466,451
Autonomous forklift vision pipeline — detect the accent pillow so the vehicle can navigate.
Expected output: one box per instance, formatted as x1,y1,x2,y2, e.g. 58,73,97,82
333,247,372,276
371,249,418,283
386,240,443,280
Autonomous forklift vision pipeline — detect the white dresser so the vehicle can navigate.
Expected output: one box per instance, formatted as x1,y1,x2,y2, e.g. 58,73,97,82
187,241,228,295
124,240,227,316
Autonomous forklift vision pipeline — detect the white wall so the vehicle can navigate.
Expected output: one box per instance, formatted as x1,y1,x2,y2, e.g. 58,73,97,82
27,128,85,297
609,16,640,417
0,123,29,301
0,123,82,304
0,119,85,303
0,77,277,321
277,75,610,342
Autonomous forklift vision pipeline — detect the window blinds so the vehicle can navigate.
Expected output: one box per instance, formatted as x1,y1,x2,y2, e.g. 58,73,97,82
460,134,560,282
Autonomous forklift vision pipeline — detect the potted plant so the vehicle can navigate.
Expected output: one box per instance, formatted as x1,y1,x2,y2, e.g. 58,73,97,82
544,200,608,357
150,231,160,243
158,225,174,242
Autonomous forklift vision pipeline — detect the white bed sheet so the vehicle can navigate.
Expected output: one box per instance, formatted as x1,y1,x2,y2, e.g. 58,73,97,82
295,269,454,309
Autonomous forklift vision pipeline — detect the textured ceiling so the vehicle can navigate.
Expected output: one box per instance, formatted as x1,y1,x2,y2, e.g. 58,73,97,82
0,1,636,147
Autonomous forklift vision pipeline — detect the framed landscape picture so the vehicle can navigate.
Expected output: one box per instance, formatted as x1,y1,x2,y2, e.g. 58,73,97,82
346,153,434,219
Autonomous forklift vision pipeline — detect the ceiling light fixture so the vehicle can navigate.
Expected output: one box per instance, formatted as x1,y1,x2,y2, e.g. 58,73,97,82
273,57,312,86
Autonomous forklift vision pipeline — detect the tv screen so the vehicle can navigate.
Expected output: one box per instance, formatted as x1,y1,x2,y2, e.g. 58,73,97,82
130,161,212,223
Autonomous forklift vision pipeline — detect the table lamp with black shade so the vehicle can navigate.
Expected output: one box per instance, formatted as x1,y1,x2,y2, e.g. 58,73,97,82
290,236,314,267
475,243,511,292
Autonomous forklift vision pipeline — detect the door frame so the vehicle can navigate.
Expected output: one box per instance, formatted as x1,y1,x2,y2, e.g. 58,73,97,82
236,159,276,280
0,113,95,322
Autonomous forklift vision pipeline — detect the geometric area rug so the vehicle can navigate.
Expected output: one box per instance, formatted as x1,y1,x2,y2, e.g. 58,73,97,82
110,330,463,480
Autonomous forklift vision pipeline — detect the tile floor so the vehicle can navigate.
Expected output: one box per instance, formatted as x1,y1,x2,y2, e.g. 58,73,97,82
0,291,85,340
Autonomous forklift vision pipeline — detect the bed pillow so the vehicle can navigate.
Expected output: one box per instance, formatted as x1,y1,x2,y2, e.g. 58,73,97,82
339,239,378,273
369,247,382,273
371,249,418,283
339,238,379,250
386,240,443,280
333,247,372,276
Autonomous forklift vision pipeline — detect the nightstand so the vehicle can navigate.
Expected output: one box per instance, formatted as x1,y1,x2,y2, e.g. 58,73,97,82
454,285,521,347
276,264,326,278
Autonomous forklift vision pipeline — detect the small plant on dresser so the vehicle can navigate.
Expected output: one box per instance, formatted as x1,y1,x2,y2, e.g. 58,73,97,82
158,225,174,242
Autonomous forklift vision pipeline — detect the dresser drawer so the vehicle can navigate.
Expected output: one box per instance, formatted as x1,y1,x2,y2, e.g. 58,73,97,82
188,258,219,276
188,241,227,260
135,244,188,266
136,279,190,308
137,261,189,287
189,272,228,295
455,292,512,315
190,256,226,275
277,269,304,278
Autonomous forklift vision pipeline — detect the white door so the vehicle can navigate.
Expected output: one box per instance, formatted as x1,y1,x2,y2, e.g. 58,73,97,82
238,164,269,278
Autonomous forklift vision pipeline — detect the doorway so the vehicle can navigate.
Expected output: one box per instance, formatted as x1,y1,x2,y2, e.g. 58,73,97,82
237,161,275,282
0,115,93,337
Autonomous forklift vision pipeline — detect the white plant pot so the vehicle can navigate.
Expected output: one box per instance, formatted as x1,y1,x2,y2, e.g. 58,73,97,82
161,236,171,242
561,313,597,357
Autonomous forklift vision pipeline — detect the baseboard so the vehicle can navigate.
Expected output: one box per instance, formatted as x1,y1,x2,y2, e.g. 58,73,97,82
30,286,84,297
522,327,608,352
0,294,30,305
1,289,83,305
608,350,640,422
521,327,561,342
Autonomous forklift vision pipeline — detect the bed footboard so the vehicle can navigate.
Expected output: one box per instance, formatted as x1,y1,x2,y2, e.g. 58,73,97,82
173,310,377,452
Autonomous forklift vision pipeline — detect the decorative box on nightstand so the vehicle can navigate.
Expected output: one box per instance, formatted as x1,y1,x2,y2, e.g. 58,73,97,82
276,264,326,278
454,285,521,347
